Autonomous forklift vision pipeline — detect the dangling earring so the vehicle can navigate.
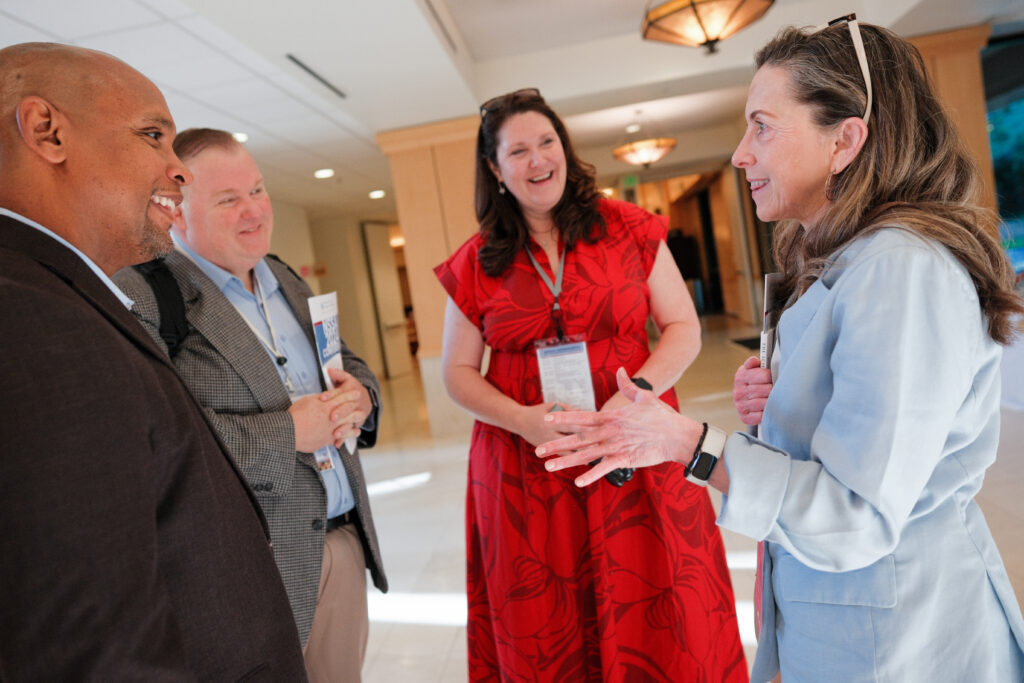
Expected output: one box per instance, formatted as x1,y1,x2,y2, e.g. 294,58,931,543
824,172,839,201
498,181,506,195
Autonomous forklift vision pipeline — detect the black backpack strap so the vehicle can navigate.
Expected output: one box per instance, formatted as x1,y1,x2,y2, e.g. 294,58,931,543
132,258,188,357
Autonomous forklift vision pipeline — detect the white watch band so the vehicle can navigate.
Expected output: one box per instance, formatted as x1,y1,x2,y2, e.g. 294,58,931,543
685,425,727,486
703,425,728,458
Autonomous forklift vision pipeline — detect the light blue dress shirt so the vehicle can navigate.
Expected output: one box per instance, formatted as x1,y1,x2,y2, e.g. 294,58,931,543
175,237,354,518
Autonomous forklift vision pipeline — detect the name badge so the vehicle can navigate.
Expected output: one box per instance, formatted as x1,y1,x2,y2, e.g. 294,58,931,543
312,446,335,472
535,335,596,411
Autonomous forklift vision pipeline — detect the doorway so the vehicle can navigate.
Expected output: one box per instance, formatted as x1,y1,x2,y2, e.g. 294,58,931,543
361,221,415,379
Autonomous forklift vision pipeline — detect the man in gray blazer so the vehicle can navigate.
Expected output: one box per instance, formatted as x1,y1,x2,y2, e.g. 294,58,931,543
114,128,387,683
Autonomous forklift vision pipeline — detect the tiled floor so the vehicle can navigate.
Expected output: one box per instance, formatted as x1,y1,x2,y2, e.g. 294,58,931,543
359,316,1024,682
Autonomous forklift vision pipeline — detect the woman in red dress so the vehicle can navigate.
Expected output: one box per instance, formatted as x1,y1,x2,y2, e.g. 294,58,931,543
435,88,747,682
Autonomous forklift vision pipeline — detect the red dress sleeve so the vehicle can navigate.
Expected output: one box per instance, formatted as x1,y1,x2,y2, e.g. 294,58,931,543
434,233,484,328
600,199,668,278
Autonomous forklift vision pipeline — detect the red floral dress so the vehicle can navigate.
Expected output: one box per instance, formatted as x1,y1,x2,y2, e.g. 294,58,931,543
435,199,747,682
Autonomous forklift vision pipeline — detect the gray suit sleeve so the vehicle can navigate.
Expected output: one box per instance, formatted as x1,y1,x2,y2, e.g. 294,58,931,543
111,266,171,356
114,264,301,495
202,410,299,494
340,337,381,448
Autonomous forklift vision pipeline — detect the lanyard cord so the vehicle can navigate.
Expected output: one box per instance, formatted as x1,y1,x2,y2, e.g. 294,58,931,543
525,245,567,341
243,274,288,367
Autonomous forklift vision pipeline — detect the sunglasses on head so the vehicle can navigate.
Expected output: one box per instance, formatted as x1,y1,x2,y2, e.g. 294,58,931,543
479,87,542,118
818,13,873,124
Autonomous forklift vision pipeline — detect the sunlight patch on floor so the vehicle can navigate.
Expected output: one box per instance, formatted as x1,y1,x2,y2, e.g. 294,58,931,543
367,471,432,498
368,592,467,626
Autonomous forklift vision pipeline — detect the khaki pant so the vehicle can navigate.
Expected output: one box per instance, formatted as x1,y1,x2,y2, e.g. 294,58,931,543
303,523,369,683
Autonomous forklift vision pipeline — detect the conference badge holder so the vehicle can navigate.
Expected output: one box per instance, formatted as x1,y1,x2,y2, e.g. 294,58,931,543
535,334,597,413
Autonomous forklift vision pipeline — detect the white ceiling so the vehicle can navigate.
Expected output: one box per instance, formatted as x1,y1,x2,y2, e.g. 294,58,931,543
1,0,1022,221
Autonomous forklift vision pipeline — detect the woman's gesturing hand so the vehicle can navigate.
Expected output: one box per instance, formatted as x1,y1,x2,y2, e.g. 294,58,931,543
535,367,703,487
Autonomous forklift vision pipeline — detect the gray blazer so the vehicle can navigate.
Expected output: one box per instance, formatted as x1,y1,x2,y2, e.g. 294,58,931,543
115,250,387,644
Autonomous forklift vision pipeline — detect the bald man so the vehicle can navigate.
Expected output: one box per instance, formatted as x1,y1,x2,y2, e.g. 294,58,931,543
0,43,307,680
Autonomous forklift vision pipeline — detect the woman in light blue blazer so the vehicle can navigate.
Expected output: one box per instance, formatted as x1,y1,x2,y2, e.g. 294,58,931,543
535,16,1024,683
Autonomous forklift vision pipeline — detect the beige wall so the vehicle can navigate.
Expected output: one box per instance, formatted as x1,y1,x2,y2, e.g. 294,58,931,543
909,24,996,213
377,116,479,437
308,215,385,378
271,199,383,375
269,199,321,294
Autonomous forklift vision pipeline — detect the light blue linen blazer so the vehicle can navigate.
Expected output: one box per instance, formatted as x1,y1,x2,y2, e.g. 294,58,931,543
718,228,1024,682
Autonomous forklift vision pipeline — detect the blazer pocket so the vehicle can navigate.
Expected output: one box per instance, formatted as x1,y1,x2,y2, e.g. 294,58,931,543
776,552,897,608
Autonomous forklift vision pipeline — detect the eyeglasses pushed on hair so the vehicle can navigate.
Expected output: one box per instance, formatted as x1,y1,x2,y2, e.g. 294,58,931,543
819,13,873,125
479,88,542,118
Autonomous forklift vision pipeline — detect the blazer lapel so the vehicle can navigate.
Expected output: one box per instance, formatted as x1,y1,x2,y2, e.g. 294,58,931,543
166,251,292,411
268,257,323,389
0,216,181,373
776,236,873,365
0,217,272,530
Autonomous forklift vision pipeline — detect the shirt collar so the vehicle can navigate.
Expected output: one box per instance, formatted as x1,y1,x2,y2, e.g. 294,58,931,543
0,207,133,308
172,233,276,299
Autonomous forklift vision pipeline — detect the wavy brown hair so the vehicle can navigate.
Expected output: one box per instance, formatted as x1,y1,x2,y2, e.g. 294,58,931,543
475,90,605,277
758,23,1023,343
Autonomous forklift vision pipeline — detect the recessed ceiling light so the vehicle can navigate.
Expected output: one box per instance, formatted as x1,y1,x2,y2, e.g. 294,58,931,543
232,132,249,143
368,190,386,199
314,168,335,179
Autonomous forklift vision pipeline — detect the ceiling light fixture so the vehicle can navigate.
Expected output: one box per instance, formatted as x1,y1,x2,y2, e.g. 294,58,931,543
232,132,249,143
368,190,386,199
612,110,677,168
314,168,335,179
641,0,775,54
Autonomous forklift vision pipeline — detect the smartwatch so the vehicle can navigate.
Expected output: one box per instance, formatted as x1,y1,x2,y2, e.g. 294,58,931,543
684,423,727,486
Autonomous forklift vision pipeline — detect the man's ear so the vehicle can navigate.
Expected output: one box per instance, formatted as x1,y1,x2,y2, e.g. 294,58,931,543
15,96,68,164
831,116,868,174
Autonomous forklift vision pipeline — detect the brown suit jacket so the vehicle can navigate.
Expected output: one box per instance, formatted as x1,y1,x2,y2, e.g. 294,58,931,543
0,215,308,681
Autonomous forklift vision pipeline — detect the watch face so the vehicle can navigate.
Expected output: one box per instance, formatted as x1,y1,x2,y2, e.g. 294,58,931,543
690,452,717,480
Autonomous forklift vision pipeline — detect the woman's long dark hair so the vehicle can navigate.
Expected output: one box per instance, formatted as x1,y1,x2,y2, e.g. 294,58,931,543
475,90,605,277
758,23,1023,343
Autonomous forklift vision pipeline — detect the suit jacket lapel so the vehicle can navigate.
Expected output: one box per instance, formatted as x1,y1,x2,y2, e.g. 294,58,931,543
0,216,180,373
266,257,325,390
166,251,293,412
776,236,873,365
0,217,272,531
